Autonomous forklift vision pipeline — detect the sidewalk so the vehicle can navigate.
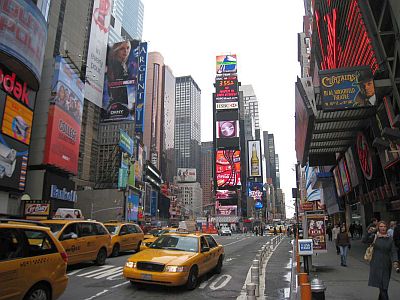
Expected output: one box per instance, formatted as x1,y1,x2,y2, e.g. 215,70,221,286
309,239,400,299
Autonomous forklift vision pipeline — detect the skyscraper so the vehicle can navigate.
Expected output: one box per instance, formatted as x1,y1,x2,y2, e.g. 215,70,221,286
240,85,260,130
201,141,214,210
175,76,201,173
109,0,144,43
263,131,277,188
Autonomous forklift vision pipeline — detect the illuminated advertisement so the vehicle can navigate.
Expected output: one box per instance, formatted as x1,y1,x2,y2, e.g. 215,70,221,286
338,158,351,194
177,168,196,182
216,102,239,110
216,121,239,138
306,213,327,253
2,96,33,145
135,42,148,134
216,204,237,216
320,67,376,110
24,200,50,218
127,192,139,222
216,189,237,200
0,0,47,87
215,76,239,102
44,56,83,175
103,40,140,121
216,55,237,75
216,150,241,187
247,140,262,178
85,0,111,106
248,182,263,200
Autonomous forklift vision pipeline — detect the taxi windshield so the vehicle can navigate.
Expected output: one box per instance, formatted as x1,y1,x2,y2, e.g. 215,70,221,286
149,235,198,252
43,223,64,235
105,225,119,235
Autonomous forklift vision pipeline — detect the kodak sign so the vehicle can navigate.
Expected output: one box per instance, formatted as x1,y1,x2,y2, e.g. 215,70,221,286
0,66,30,107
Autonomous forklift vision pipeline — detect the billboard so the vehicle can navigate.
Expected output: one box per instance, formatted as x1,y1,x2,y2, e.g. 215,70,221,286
345,147,359,188
333,166,344,197
216,102,239,110
102,40,140,121
24,200,50,218
127,192,139,222
215,76,239,102
216,150,241,187
134,143,143,181
44,56,84,175
216,189,237,200
0,0,47,88
216,55,237,75
248,182,263,200
84,0,111,106
119,129,134,156
320,67,376,110
247,140,262,178
135,42,148,134
216,121,239,138
2,96,33,145
305,164,321,201
177,168,196,182
216,204,237,216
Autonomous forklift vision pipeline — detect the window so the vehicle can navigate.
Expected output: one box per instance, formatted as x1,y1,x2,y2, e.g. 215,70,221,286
23,229,57,257
0,228,23,261
79,223,95,237
200,237,209,251
60,223,79,241
205,235,217,248
95,223,108,235
120,225,128,235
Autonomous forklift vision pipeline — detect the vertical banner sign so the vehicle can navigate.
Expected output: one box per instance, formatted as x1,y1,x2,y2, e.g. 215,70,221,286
84,0,111,106
306,213,327,253
135,42,148,134
127,192,139,222
247,140,262,178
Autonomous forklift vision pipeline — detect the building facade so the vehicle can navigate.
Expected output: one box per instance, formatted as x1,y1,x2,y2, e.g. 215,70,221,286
175,182,203,217
240,85,260,130
200,141,213,210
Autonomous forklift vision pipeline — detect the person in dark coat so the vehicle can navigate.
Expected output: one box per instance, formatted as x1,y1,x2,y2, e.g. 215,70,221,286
273,227,277,235
337,225,351,266
363,221,398,300
326,224,333,241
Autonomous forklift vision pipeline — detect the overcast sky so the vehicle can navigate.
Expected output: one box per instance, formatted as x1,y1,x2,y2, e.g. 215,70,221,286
142,0,305,218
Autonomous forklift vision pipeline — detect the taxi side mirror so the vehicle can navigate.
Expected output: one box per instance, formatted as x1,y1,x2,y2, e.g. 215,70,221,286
201,246,210,253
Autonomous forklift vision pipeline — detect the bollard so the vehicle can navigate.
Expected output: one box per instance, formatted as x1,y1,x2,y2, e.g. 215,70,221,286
300,282,312,300
246,283,256,300
252,259,260,269
258,250,263,275
250,266,260,297
298,272,309,286
255,254,261,266
296,254,301,273
310,277,326,300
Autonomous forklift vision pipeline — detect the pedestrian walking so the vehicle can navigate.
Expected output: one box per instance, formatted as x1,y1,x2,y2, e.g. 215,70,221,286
387,221,396,238
327,224,333,241
332,224,341,254
349,222,355,239
255,226,259,236
337,225,351,266
357,223,363,239
364,221,399,300
273,227,277,236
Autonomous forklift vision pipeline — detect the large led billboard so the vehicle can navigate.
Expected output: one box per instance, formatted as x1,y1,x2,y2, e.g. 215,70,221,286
216,150,241,187
216,204,237,216
84,0,111,106
320,67,376,110
43,56,84,175
216,121,239,138
247,140,262,178
215,76,239,103
248,182,263,200
216,55,237,75
102,40,140,121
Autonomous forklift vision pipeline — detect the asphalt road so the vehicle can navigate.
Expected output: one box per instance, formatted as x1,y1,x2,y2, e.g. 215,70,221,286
59,234,271,300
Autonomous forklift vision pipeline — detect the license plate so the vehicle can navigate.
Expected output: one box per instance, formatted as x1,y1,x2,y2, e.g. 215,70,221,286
141,274,152,280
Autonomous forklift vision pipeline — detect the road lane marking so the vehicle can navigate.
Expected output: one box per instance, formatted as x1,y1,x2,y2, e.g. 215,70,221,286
111,281,130,289
83,289,109,300
223,237,248,247
87,267,123,279
209,274,232,290
78,265,115,277
198,275,216,289
67,269,82,276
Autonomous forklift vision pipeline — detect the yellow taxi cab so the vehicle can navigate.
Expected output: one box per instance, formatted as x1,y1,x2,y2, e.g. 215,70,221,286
103,222,144,257
123,232,224,290
41,219,112,266
140,227,179,251
0,219,68,300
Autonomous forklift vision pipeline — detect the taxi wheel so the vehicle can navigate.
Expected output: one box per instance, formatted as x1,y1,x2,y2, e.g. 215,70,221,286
112,244,120,257
95,248,107,266
185,266,198,290
24,283,50,300
214,256,223,274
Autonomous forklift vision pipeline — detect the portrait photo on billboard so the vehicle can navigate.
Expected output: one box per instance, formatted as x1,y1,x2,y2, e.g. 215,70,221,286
102,40,140,121
247,140,262,178
216,55,237,75
0,133,28,191
320,66,376,110
2,96,33,145
216,150,241,187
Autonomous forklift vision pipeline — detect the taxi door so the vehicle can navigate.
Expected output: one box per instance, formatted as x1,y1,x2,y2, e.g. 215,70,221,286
198,236,213,275
118,225,130,251
129,225,142,249
205,235,219,268
78,223,97,260
0,228,25,300
59,223,82,264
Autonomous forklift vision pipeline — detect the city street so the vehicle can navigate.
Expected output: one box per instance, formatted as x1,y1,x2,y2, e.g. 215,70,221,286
60,234,271,300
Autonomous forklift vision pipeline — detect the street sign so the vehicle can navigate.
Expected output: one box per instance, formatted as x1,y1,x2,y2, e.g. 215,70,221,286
298,239,313,256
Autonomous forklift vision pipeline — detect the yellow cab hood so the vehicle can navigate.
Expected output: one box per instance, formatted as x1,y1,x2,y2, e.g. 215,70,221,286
130,249,197,265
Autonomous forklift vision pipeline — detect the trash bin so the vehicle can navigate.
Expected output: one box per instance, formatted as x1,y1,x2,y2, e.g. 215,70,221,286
310,276,326,300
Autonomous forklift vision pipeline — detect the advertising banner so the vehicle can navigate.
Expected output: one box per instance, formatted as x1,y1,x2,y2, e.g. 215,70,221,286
320,67,376,110
119,129,133,156
177,168,196,182
2,96,33,145
24,200,50,218
127,192,139,222
216,189,237,200
102,40,140,121
248,182,263,200
306,213,327,253
118,168,128,189
216,120,239,138
338,158,351,194
216,204,237,216
84,0,111,106
247,140,262,178
0,0,47,87
216,102,238,110
216,150,241,187
305,164,321,201
215,76,239,102
333,166,344,197
134,144,143,181
135,42,148,134
121,152,129,169
345,147,359,188
216,55,237,75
